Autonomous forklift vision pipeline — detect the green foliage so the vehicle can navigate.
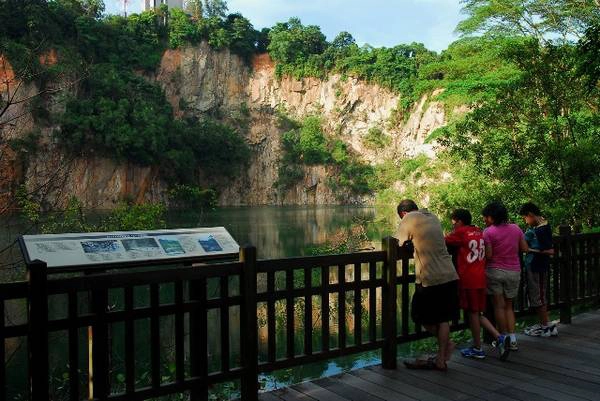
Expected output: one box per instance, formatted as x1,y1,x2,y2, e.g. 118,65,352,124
8,130,41,160
167,184,218,209
17,188,167,233
266,17,436,112
169,8,200,48
578,22,600,90
164,118,251,182
57,63,249,183
275,165,304,191
307,218,371,255
363,127,391,149
167,9,260,60
277,115,376,195
414,37,522,114
58,64,172,164
99,203,166,231
203,0,228,19
295,116,329,164
268,18,328,78
436,39,600,226
457,0,600,43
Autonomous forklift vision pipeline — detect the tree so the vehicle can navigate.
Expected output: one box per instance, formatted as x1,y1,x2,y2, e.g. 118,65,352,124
431,1,600,226
203,0,228,19
255,27,270,53
267,18,327,64
578,22,600,90
79,0,104,18
457,0,600,43
169,7,199,48
439,39,600,225
225,13,258,60
185,0,203,21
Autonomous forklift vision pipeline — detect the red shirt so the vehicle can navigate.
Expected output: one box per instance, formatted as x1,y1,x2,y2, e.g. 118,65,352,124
445,225,486,289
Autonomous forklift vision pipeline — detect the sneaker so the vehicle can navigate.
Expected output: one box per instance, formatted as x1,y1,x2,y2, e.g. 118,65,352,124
524,323,542,336
460,347,486,359
541,324,558,337
492,334,511,361
509,340,519,351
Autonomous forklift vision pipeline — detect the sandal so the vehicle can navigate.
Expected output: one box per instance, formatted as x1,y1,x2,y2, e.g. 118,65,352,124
403,356,447,371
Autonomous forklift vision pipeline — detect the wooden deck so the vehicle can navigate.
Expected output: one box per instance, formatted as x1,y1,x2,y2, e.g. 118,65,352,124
260,309,600,401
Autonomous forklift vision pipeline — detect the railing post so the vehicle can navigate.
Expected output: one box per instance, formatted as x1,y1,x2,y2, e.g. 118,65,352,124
90,286,109,400
559,225,572,324
28,259,48,401
381,237,398,370
190,272,208,401
240,245,259,401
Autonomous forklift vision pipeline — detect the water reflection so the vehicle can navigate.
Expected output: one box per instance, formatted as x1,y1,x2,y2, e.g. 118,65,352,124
3,206,399,400
167,206,379,259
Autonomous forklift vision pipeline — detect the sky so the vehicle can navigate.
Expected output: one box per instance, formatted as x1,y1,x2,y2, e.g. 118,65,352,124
105,0,465,52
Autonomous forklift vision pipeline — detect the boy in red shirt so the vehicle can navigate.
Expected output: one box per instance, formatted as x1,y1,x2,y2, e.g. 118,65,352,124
445,209,510,360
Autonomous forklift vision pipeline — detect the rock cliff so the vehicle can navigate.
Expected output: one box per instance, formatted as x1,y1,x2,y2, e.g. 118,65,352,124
0,44,448,208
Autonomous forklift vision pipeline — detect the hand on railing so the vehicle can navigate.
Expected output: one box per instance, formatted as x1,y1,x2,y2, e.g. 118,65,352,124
401,240,414,254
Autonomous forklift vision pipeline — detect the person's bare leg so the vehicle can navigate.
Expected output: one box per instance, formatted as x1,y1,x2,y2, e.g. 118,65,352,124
492,294,507,333
437,322,450,368
423,324,438,335
469,311,482,349
480,314,501,339
446,335,456,361
421,324,438,360
537,304,549,326
505,297,516,334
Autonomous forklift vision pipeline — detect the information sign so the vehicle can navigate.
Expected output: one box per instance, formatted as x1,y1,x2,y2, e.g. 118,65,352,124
19,227,239,268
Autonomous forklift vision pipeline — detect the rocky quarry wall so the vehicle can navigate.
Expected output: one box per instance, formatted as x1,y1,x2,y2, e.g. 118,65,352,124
0,44,448,208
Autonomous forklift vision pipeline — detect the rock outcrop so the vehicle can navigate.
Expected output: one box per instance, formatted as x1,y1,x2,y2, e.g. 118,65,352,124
1,44,448,208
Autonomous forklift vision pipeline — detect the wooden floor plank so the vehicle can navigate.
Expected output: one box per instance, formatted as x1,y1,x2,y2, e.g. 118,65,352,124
454,357,537,381
260,392,284,401
367,366,475,401
449,360,529,388
469,389,524,401
515,335,600,360
497,345,600,376
291,382,350,401
350,368,454,401
314,377,385,401
272,387,316,401
509,381,589,401
494,386,551,401
547,332,600,351
491,347,600,380
469,354,600,394
335,373,418,401
259,309,600,401
399,363,503,395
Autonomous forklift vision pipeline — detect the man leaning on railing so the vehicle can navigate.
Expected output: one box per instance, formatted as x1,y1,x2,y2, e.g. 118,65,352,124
395,199,459,371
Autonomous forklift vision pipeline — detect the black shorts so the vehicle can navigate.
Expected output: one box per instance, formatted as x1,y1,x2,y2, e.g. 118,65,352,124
411,280,460,325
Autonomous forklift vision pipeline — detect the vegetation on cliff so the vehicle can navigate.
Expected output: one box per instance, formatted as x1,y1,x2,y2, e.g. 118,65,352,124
1,0,599,227
276,113,375,195
377,1,600,227
1,0,252,189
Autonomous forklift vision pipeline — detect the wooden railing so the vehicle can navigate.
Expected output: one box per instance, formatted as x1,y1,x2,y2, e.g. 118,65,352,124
0,228,599,401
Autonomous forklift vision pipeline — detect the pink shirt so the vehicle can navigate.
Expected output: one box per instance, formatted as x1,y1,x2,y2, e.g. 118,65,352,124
483,224,524,271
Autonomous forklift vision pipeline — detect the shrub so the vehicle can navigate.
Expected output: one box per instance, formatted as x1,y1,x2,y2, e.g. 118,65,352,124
363,127,391,149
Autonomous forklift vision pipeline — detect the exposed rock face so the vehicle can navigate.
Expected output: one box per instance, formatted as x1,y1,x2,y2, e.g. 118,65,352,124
1,44,448,208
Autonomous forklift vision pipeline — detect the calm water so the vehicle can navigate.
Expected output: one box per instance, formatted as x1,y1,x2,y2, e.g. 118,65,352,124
4,206,405,400
166,205,386,258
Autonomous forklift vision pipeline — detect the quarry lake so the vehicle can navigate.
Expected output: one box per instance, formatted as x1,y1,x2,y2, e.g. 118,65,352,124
166,205,388,258
2,206,403,400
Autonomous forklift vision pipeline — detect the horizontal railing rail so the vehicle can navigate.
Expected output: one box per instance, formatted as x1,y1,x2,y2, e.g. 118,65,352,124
0,228,598,401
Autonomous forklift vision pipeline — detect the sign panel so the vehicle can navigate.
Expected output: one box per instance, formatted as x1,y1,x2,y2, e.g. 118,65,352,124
21,227,239,268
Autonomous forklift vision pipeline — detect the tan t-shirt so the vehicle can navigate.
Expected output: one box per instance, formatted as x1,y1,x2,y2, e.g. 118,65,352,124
396,209,458,287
